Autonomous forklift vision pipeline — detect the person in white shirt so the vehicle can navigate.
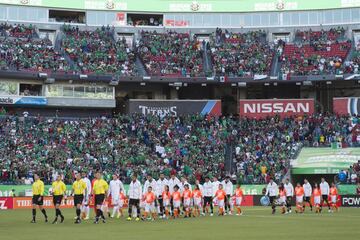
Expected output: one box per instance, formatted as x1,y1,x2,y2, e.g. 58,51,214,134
108,174,125,218
194,179,203,194
212,177,220,197
265,178,278,214
156,173,168,217
81,172,92,220
284,178,294,213
180,177,192,193
168,173,181,215
127,173,142,221
202,176,214,216
143,175,157,195
221,176,233,214
320,177,331,212
303,179,313,211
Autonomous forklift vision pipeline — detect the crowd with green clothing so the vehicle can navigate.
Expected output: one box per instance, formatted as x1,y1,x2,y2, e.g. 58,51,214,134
0,114,226,185
0,37,70,72
210,28,274,77
61,25,136,76
231,114,359,184
137,31,204,77
0,23,36,38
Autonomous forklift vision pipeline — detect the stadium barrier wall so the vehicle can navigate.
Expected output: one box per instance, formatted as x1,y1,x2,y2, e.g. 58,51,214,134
0,197,14,210
239,99,315,119
333,97,360,115
127,99,222,117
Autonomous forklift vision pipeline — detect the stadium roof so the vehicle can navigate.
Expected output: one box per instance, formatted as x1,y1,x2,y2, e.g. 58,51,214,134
291,147,360,175
2,0,360,13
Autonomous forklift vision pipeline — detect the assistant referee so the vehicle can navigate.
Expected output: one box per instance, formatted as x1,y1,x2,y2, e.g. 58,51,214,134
72,173,87,224
31,174,48,223
51,175,67,224
92,172,109,224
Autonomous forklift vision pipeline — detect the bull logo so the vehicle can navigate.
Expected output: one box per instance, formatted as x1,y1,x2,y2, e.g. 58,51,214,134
105,0,115,9
191,1,200,11
276,0,285,10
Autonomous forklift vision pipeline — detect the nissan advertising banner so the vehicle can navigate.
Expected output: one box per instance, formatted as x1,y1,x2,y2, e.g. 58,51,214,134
128,100,222,117
333,97,360,115
239,99,315,118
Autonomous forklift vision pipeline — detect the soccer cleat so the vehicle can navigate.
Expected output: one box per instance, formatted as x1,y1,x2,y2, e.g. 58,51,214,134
210,213,213,216
74,219,81,224
31,219,36,223
135,217,140,221
126,217,132,221
224,212,227,216
93,220,99,224
84,217,90,220
201,213,205,216
52,219,58,224
289,210,292,213
102,219,106,223
45,218,48,223
60,216,64,223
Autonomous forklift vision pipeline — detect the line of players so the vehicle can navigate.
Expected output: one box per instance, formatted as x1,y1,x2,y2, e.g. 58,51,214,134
265,177,339,214
31,172,244,223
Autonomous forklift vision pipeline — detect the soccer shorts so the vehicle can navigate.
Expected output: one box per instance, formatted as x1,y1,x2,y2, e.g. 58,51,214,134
95,194,105,206
235,197,243,206
112,196,120,205
74,194,84,206
322,195,329,202
217,199,225,208
173,200,181,208
330,195,337,203
314,196,321,205
296,196,303,203
32,195,44,206
144,202,155,212
163,199,170,207
53,195,63,206
183,199,191,207
194,198,202,207
304,196,311,202
204,196,212,206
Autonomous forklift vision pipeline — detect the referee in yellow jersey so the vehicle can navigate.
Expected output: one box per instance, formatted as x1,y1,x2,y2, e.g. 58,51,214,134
92,172,109,224
31,174,48,223
71,173,87,224
51,174,67,224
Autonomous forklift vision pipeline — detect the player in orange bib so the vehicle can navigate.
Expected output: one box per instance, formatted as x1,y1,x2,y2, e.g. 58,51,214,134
142,186,157,221
192,185,203,217
294,183,304,213
172,185,182,218
278,183,287,214
313,183,322,213
214,184,227,216
329,183,338,213
182,184,193,218
233,184,244,216
162,185,171,218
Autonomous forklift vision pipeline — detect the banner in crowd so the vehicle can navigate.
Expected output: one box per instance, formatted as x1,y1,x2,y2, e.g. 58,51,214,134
0,96,47,106
128,100,222,117
333,97,360,115
291,147,360,174
239,99,314,118
12,197,75,209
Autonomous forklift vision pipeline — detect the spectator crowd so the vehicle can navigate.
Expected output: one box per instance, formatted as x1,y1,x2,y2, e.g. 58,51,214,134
1,113,360,186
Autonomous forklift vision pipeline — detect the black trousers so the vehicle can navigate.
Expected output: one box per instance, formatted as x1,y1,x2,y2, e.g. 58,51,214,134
157,196,164,214
203,196,213,213
128,199,140,217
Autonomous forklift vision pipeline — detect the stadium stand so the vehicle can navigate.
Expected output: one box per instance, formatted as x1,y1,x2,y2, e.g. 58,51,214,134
61,25,136,76
137,31,204,77
1,114,359,185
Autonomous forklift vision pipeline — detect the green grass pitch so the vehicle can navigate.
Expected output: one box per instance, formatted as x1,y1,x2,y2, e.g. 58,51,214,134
0,207,359,240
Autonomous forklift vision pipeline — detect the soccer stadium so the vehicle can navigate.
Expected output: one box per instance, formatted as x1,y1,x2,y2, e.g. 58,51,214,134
0,0,360,239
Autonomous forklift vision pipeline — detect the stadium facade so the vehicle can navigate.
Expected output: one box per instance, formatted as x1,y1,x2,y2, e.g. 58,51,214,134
1,0,360,116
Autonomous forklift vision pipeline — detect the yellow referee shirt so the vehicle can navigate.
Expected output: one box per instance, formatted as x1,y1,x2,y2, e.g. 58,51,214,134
52,180,67,196
72,179,87,195
32,179,45,196
93,179,109,195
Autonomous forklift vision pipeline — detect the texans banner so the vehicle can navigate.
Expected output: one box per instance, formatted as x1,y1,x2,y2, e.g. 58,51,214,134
333,97,360,115
128,100,222,117
239,99,314,119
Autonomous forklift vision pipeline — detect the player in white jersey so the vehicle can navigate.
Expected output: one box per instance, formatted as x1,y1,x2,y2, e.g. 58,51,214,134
265,178,278,214
156,173,168,217
108,174,125,218
284,178,294,213
320,177,331,212
180,177,192,193
143,175,157,194
303,179,313,211
81,172,92,220
221,176,233,215
203,176,214,216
